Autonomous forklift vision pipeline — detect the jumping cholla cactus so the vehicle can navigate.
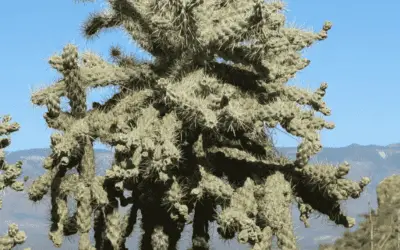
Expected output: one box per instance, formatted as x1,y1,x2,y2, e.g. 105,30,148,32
27,0,370,249
0,115,30,250
319,174,400,250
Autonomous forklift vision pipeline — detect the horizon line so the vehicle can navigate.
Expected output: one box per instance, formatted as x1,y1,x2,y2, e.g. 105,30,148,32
5,142,400,153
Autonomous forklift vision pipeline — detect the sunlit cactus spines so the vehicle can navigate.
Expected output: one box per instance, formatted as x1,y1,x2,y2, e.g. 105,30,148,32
27,0,370,249
0,115,30,250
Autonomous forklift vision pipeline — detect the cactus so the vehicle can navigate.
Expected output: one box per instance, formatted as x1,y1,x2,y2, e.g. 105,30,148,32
27,0,370,249
0,115,30,250
319,175,400,250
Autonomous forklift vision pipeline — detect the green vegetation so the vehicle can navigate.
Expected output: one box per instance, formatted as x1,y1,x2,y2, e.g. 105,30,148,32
0,115,30,250
2,0,375,249
319,174,400,250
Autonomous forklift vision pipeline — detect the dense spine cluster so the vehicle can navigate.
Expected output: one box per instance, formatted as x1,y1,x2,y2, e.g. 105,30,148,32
26,0,370,249
0,115,30,250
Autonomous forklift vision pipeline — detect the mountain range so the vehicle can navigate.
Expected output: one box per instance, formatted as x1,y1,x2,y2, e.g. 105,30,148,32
2,143,400,250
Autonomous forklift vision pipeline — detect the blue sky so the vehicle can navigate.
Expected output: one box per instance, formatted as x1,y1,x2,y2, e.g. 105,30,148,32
1,1,399,151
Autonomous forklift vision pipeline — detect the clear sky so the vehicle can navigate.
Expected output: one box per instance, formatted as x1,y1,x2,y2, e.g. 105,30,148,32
1,1,399,151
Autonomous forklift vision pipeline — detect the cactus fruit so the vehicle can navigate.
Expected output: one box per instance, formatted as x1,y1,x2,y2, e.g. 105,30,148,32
27,1,370,249
0,115,30,250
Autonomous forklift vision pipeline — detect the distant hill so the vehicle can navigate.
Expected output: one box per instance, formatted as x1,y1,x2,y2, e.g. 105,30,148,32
2,144,400,249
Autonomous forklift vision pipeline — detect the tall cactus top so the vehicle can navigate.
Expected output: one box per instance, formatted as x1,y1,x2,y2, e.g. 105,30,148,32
27,1,370,249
